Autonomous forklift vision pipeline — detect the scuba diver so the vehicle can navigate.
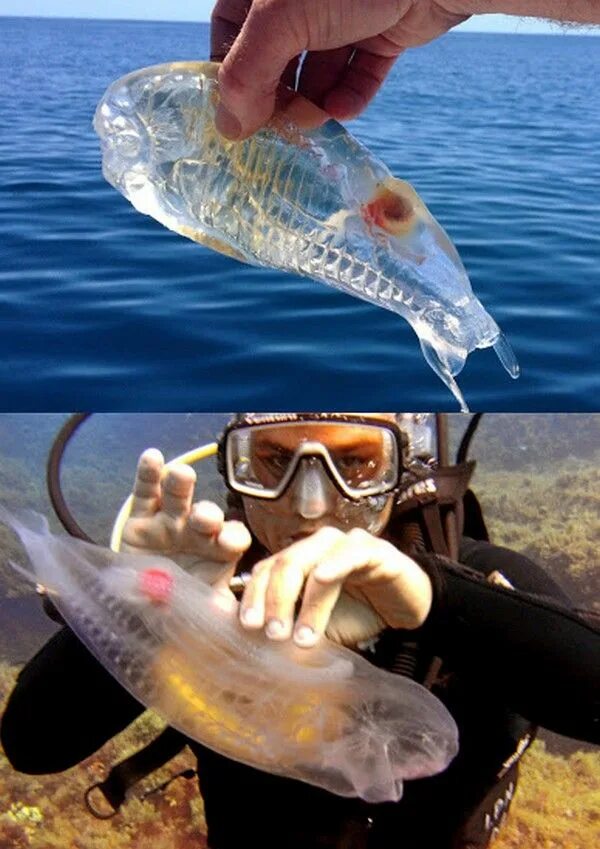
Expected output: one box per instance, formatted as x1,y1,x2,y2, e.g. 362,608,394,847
2,413,599,849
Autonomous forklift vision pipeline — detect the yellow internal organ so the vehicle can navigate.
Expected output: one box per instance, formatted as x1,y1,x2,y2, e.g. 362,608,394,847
154,643,345,768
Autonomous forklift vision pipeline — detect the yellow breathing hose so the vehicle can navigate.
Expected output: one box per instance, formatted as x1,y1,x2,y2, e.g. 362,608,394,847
110,442,219,551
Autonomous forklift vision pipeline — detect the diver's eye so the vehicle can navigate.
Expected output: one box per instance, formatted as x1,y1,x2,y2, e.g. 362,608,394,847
335,455,379,483
260,449,293,477
336,455,364,470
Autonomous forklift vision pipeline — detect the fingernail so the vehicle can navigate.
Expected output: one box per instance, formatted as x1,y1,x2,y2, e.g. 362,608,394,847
266,618,290,640
294,625,317,647
215,103,242,140
240,607,262,627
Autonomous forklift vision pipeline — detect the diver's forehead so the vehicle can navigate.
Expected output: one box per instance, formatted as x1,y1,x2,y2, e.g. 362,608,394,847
248,415,396,453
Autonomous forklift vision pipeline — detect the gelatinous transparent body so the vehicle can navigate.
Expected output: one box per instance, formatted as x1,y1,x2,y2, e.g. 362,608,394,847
3,507,458,802
94,62,519,411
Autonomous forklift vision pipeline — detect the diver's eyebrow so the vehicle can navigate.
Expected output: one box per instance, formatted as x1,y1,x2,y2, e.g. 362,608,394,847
329,440,377,454
254,437,381,454
253,438,292,453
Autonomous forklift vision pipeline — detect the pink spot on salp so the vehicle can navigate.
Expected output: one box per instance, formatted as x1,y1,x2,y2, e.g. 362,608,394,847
139,567,174,604
360,185,415,237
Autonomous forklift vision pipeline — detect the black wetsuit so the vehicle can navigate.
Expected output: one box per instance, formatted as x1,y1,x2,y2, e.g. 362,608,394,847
2,539,599,849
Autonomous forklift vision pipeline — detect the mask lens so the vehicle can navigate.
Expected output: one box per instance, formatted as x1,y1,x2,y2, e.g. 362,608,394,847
226,421,400,499
330,430,396,492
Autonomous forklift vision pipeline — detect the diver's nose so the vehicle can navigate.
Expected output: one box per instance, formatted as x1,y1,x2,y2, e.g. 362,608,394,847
289,459,334,520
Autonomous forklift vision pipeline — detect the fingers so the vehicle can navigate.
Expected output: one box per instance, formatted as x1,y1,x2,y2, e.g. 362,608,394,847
312,527,384,583
188,501,252,563
211,0,411,137
292,576,343,647
131,453,199,521
316,528,432,629
323,49,399,120
239,527,345,645
274,93,330,132
188,499,225,536
215,1,307,138
130,448,164,517
186,501,251,590
238,526,432,647
295,46,354,108
210,0,251,61
160,463,197,520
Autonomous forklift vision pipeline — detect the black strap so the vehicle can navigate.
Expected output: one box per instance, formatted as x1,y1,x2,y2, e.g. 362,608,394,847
420,502,450,557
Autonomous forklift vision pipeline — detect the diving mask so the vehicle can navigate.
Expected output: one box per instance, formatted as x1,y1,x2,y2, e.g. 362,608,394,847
219,416,403,501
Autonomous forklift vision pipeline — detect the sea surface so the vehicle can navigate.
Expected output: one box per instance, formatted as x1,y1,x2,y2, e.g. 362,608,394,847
0,17,599,412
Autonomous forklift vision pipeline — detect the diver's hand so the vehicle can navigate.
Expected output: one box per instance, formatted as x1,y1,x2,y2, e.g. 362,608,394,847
210,0,469,138
238,526,432,648
121,448,252,590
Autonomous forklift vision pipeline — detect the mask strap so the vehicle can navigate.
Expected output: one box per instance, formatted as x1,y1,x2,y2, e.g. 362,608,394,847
420,502,450,558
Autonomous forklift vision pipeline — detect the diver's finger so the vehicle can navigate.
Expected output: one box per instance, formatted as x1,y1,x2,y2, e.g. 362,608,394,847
293,575,344,647
239,558,273,630
130,448,164,517
239,526,344,634
188,500,225,536
290,532,360,646
314,529,432,629
258,527,345,639
323,49,398,120
216,520,253,558
189,504,252,555
210,0,251,61
296,46,354,108
215,3,305,139
262,559,305,641
312,528,384,583
274,92,330,132
160,463,197,520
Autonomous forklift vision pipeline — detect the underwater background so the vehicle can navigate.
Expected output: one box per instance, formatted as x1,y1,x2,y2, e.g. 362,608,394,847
1,18,600,411
0,413,598,848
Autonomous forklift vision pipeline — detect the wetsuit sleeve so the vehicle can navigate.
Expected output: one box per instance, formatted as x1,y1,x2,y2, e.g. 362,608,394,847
459,537,572,604
1,627,145,774
414,542,600,745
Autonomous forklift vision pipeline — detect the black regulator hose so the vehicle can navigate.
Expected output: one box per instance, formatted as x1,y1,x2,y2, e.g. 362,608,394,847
457,413,483,465
46,413,95,543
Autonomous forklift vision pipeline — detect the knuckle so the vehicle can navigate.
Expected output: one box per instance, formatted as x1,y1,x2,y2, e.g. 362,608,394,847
225,520,251,542
380,540,408,570
197,503,225,527
315,525,344,543
269,553,290,573
347,526,371,544
253,0,281,18
218,61,248,97
209,3,226,26
269,556,304,588
251,558,272,579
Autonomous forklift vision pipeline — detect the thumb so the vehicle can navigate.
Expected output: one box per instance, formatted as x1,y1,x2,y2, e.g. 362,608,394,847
215,2,306,139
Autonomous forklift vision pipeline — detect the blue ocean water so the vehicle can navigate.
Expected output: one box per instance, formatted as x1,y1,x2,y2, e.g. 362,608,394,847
0,17,599,411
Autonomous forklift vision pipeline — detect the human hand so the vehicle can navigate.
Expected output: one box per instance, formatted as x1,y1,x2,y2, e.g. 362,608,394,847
121,448,252,592
210,0,469,139
237,526,432,648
